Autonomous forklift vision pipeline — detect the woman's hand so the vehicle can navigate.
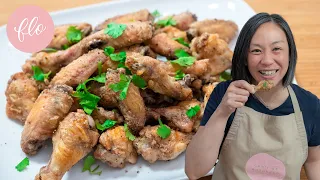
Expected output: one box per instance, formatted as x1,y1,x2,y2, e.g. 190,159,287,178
217,80,255,117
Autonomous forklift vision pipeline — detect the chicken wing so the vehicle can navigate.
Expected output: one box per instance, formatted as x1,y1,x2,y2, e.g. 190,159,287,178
155,26,188,41
188,19,238,43
125,53,193,100
35,110,99,180
91,107,124,124
94,9,154,32
88,81,118,109
148,33,190,59
94,126,138,168
23,21,154,75
5,72,40,124
149,99,201,133
133,126,192,163
105,69,146,134
21,85,73,155
50,49,107,87
191,33,233,77
160,11,197,31
47,23,92,50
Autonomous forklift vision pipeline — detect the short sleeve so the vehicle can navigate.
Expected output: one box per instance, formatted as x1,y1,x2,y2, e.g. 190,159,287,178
200,81,231,126
308,98,320,146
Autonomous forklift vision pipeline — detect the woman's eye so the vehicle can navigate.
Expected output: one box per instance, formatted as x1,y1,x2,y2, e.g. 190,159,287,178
273,47,282,51
251,49,261,53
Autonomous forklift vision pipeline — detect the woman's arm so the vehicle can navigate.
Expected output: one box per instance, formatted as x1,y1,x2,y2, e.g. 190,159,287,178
304,146,320,180
185,80,254,180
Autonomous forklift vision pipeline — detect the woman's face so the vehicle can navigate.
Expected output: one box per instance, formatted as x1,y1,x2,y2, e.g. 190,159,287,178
247,22,289,87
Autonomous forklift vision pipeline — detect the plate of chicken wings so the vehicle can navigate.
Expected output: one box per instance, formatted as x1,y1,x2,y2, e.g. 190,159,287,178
0,0,256,179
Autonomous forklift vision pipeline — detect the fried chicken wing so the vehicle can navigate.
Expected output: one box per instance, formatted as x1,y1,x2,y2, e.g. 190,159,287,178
23,21,153,75
88,81,118,108
105,69,146,134
155,26,188,41
191,33,233,76
47,23,92,50
148,33,190,59
172,11,197,31
91,107,124,124
5,72,40,124
125,53,193,100
188,19,238,43
50,49,107,87
140,88,176,107
94,9,154,32
119,44,157,59
149,99,201,133
35,110,99,180
21,85,73,155
254,80,274,92
133,126,192,163
94,126,138,168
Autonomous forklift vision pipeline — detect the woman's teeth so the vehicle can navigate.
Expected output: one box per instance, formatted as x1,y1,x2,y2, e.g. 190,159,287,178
259,70,277,76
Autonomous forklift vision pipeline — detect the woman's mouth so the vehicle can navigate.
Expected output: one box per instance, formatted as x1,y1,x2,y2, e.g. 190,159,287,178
259,70,279,76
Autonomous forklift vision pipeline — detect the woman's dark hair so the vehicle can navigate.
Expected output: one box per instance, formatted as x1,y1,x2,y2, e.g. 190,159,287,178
231,12,297,86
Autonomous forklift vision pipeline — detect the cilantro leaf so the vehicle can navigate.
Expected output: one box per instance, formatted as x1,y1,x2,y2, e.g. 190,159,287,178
174,49,190,58
171,57,195,67
156,16,177,27
73,82,100,115
263,81,268,88
117,62,132,75
152,10,161,18
91,73,106,83
219,70,232,82
157,119,171,139
15,157,29,172
109,74,131,100
62,44,70,50
32,66,51,82
41,47,57,53
82,155,102,175
104,23,127,38
132,74,146,88
124,123,136,141
173,37,190,47
96,120,117,131
98,61,103,75
66,26,82,43
110,51,126,62
104,46,115,56
175,70,185,80
186,105,201,118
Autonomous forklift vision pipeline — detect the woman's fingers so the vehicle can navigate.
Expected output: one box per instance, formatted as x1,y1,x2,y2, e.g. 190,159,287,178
232,80,255,94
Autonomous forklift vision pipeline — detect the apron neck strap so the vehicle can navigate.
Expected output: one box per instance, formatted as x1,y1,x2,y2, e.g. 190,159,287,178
287,85,301,113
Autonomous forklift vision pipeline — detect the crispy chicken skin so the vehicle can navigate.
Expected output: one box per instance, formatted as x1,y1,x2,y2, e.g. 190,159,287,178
155,26,188,41
21,85,73,155
94,9,154,32
125,53,193,100
47,23,92,50
119,44,157,59
23,21,154,75
105,69,147,134
254,80,274,92
188,19,238,43
161,59,210,78
35,110,99,180
148,33,190,59
191,33,233,76
5,72,40,124
149,99,202,133
91,107,124,124
172,11,197,31
133,126,192,163
50,49,107,87
94,126,138,168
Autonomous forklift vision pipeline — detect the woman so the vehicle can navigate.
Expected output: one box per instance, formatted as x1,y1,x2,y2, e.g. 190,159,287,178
185,13,320,179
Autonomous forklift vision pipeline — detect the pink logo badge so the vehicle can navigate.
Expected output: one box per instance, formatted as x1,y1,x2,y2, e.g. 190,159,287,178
6,5,54,53
245,153,286,180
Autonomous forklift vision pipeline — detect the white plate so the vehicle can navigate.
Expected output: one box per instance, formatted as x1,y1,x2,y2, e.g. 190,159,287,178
0,0,256,179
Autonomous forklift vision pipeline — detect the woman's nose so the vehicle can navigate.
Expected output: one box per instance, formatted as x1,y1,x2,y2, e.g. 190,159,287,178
260,52,274,65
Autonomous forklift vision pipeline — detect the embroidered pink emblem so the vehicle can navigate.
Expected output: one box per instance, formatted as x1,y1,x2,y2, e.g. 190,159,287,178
245,153,286,180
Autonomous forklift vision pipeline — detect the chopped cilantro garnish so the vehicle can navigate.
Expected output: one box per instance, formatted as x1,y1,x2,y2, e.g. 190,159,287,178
110,51,126,62
175,70,185,80
82,155,102,176
124,123,135,141
219,70,232,82
31,66,51,82
41,47,57,53
104,46,115,56
132,74,146,88
171,57,195,67
62,44,69,50
157,119,171,139
263,81,268,88
66,26,83,44
173,37,190,47
104,22,127,38
152,10,161,18
109,74,132,100
95,120,117,131
15,157,29,172
117,62,132,75
174,49,190,58
156,16,177,27
186,105,201,118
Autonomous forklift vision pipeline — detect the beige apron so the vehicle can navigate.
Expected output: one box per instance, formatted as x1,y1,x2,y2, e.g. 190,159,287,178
212,86,308,180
